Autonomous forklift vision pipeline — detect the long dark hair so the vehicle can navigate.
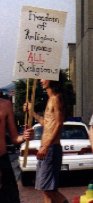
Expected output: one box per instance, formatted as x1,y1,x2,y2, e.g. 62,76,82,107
48,70,66,118
49,70,63,94
48,70,76,120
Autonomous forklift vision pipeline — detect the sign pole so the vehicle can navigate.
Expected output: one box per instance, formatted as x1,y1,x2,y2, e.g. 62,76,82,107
23,79,37,167
24,78,29,126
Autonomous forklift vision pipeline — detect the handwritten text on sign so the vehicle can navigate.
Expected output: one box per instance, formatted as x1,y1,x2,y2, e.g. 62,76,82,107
13,6,67,81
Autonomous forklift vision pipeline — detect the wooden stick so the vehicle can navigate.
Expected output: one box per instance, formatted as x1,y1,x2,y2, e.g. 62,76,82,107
28,79,37,127
24,79,29,127
23,79,37,167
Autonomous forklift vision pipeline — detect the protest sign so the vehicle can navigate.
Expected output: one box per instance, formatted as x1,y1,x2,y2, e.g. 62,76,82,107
13,6,67,81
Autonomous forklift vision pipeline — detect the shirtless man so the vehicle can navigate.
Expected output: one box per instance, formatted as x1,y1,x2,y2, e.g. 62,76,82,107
24,71,68,203
0,95,32,203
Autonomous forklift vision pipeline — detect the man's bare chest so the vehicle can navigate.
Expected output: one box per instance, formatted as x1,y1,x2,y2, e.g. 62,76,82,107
44,103,55,122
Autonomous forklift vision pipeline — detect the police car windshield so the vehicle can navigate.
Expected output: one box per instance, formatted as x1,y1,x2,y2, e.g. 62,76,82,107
61,125,88,139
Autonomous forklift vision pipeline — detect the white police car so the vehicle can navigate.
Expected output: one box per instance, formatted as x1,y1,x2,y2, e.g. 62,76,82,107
19,120,93,185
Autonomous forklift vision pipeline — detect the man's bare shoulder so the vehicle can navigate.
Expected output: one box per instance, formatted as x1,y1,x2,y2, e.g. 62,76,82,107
49,94,64,114
50,94,63,104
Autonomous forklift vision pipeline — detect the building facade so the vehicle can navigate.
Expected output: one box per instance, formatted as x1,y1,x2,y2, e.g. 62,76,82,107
76,0,93,124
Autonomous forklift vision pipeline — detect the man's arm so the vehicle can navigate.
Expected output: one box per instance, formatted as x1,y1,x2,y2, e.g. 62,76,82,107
23,102,44,126
7,101,33,144
33,112,44,126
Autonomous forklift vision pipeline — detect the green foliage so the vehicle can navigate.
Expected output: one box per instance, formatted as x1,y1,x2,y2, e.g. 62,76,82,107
34,80,48,113
14,80,26,125
14,79,33,125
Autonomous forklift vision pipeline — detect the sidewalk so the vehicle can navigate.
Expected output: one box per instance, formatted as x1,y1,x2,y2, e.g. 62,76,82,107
18,181,87,203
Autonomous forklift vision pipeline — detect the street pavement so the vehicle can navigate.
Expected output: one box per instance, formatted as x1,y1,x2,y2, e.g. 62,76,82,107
18,181,87,203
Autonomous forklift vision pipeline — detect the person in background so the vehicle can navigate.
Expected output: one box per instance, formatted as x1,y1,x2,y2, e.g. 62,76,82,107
89,114,93,152
23,71,69,203
0,91,33,203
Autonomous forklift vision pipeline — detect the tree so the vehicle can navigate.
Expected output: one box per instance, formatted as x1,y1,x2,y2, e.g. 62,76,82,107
14,80,26,126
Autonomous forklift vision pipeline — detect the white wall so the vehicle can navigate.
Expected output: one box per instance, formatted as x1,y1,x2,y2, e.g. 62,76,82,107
0,0,76,87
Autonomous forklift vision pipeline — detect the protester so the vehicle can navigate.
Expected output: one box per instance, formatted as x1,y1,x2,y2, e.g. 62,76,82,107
0,93,33,203
24,71,69,203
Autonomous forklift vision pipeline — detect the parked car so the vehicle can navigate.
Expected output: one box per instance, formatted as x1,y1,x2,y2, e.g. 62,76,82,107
19,121,93,185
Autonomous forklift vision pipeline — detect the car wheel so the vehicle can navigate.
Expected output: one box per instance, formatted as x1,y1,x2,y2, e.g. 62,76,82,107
21,171,35,186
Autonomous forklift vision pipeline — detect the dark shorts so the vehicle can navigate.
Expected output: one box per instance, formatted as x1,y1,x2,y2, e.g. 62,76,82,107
0,153,20,203
35,144,62,191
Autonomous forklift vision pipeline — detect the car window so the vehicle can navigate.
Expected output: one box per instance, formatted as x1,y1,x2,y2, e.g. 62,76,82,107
34,126,43,140
60,125,88,139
